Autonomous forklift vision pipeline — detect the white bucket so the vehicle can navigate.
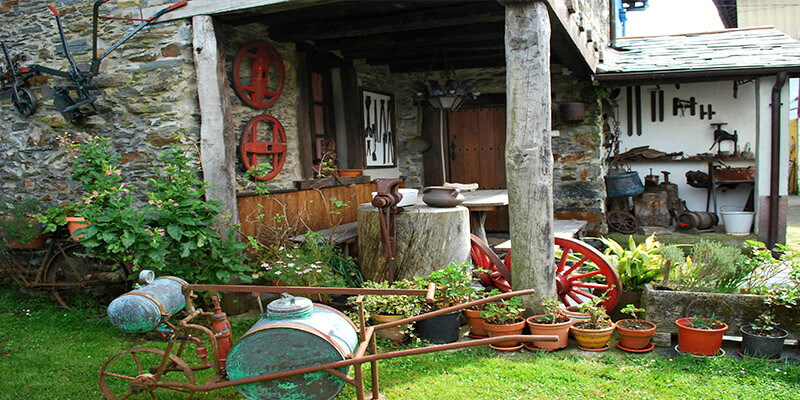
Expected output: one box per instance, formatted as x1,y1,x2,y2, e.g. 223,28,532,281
720,209,754,235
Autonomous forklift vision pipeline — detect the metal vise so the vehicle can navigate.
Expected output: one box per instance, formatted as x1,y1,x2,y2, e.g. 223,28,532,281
709,123,738,157
371,179,403,283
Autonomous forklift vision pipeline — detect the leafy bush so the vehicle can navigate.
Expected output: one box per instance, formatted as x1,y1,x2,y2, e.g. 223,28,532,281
0,198,45,248
257,232,362,288
599,234,663,292
664,240,750,292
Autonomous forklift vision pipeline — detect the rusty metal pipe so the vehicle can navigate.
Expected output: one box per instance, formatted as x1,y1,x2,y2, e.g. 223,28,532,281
371,289,536,332
157,333,557,392
188,284,430,297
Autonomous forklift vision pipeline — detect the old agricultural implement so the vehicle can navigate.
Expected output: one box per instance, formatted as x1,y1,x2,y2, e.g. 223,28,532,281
0,0,186,122
470,234,622,312
99,273,557,399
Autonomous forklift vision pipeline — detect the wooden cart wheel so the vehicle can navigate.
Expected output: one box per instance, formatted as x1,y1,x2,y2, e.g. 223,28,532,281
44,244,128,307
99,348,196,400
554,237,621,312
607,210,639,234
471,236,622,311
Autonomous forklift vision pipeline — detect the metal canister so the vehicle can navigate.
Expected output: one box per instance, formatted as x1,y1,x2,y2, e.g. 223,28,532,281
107,276,187,333
226,294,358,400
677,211,719,230
604,171,645,198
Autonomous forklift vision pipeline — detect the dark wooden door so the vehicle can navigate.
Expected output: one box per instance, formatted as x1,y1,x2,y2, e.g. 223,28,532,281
446,107,508,231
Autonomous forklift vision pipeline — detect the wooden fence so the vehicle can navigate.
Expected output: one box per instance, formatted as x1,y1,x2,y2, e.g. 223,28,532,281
237,182,377,242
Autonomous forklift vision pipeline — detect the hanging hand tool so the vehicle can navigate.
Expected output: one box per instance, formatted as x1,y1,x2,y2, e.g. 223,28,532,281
626,87,633,136
634,86,642,136
700,104,715,120
386,100,393,163
372,100,378,161
380,99,386,164
658,90,664,121
365,96,372,156
650,90,656,122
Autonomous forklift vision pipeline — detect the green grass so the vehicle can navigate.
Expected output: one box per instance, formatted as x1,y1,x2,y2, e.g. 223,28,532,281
1,287,799,400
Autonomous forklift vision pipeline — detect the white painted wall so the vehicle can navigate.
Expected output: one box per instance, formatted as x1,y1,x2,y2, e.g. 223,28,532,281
615,78,790,232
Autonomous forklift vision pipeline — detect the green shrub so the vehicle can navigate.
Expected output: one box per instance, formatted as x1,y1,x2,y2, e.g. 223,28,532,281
599,234,663,292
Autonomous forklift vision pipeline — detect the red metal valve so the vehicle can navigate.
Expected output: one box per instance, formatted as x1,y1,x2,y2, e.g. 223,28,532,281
239,115,287,181
233,42,285,108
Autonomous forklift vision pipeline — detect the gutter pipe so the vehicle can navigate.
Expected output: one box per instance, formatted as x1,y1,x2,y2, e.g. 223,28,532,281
769,72,788,249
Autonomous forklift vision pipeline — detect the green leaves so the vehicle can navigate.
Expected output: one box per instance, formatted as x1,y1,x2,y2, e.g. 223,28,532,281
600,234,664,292
166,224,183,240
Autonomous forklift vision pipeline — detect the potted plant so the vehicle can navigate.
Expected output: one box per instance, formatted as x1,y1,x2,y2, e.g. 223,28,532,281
481,295,526,351
0,198,48,249
413,261,473,344
569,297,615,351
526,299,571,351
463,286,492,338
615,304,657,352
348,280,422,343
675,314,728,356
740,312,788,360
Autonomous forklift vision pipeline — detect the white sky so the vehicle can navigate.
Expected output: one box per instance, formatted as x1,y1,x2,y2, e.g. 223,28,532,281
623,0,725,37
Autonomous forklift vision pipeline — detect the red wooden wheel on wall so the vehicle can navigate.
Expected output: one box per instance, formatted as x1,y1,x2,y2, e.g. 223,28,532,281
470,235,621,311
233,42,285,108
240,115,287,181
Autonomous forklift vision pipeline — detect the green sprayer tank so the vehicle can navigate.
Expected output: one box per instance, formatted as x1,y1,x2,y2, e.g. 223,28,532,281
107,276,187,333
226,294,359,400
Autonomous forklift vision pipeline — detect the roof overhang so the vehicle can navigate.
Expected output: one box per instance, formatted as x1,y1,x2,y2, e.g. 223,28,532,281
593,66,800,86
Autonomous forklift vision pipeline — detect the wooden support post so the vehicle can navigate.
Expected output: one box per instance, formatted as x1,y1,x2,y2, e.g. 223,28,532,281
192,15,239,233
504,1,555,314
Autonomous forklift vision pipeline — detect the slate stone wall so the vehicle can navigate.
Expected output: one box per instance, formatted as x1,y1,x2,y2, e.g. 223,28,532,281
0,0,197,206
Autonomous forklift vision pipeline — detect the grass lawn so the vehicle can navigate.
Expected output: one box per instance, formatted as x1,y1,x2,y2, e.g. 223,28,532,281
1,287,799,400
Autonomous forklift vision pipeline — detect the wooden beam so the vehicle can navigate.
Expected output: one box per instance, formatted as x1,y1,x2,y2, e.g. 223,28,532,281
504,1,555,313
192,15,239,233
268,3,503,42
365,49,505,66
142,0,339,23
388,57,505,73
341,41,504,60
295,50,315,179
312,22,504,51
543,0,598,74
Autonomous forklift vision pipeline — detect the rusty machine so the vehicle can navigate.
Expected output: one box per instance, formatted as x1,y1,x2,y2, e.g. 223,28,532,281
1,0,186,122
100,271,556,400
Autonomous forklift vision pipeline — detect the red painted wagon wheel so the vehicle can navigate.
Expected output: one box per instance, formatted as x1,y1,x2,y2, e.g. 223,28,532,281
240,115,287,181
471,235,621,311
233,42,285,108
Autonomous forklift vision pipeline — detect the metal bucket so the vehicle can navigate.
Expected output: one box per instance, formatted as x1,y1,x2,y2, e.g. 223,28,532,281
226,294,358,400
605,171,645,198
107,276,187,334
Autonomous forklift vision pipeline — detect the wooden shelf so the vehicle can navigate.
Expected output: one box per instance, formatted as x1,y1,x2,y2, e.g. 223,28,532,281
624,156,755,162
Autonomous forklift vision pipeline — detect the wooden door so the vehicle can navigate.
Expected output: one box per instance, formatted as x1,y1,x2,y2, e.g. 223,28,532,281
446,107,508,231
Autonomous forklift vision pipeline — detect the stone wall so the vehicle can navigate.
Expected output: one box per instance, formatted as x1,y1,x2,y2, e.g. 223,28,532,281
0,0,197,206
578,0,611,49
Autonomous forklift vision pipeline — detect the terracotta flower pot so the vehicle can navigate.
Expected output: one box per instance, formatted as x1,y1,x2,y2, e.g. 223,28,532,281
676,317,728,356
464,309,488,338
66,216,89,241
336,169,363,178
526,315,571,351
483,319,525,348
570,321,616,351
616,319,657,350
373,314,409,343
8,232,48,249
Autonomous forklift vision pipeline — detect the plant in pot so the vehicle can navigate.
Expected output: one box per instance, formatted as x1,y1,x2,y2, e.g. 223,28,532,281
413,261,473,344
347,280,422,343
599,234,663,320
526,299,572,351
480,294,526,351
615,304,657,352
675,314,728,356
739,312,788,360
569,297,615,351
0,198,48,249
463,285,491,339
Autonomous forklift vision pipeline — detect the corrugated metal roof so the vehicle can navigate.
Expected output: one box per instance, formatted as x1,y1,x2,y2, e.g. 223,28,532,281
597,27,800,74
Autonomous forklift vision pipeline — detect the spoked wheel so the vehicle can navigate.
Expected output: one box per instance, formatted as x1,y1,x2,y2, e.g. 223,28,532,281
44,244,128,307
12,87,38,116
554,237,621,311
607,210,639,234
99,348,196,400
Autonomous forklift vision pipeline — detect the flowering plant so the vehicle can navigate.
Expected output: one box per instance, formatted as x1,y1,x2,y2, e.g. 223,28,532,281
256,232,362,288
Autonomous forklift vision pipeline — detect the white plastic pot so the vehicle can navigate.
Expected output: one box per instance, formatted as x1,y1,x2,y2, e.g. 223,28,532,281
720,211,754,235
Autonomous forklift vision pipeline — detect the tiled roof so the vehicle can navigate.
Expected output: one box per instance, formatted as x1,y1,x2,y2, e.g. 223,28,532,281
597,27,800,74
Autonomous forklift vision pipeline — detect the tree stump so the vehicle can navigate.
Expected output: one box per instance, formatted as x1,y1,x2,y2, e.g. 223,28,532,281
358,204,470,282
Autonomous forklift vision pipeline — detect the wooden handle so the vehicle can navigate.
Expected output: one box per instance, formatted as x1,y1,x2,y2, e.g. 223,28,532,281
425,283,436,303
